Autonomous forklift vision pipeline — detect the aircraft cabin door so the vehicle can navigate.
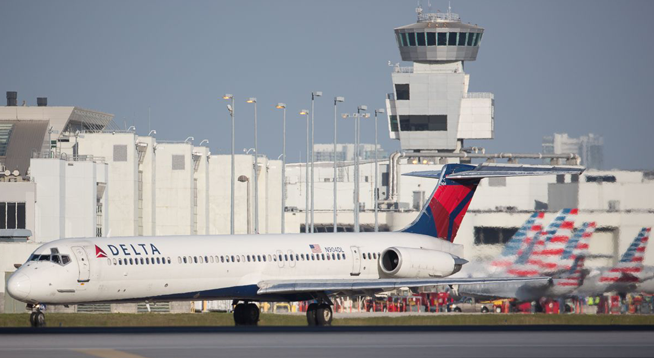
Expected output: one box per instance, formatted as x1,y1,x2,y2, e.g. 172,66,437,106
350,246,361,276
72,246,91,282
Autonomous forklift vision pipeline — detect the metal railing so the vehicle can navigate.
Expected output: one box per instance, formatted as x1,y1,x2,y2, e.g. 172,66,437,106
393,66,414,73
418,12,460,23
465,92,494,99
31,150,105,163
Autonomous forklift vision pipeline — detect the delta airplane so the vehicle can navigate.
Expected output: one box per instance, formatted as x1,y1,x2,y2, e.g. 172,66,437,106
7,163,583,327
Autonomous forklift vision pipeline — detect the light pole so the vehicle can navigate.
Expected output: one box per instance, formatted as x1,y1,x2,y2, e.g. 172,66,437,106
310,91,322,233
246,97,259,234
276,103,287,233
333,97,344,233
300,109,310,233
374,108,385,232
355,105,367,233
223,94,235,235
238,175,251,234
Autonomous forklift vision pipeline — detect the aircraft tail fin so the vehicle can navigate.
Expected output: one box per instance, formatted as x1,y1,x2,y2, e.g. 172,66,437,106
401,163,584,243
600,228,650,283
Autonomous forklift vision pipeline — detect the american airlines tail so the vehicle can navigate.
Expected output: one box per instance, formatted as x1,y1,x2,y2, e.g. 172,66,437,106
599,227,651,284
490,212,545,269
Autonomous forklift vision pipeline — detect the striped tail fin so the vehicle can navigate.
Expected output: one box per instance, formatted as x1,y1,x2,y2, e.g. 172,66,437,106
490,212,544,269
400,163,585,242
600,228,651,283
527,209,576,268
557,222,596,272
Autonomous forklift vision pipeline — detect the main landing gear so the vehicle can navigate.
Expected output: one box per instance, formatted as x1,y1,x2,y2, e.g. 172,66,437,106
28,304,46,327
233,301,260,326
306,303,333,326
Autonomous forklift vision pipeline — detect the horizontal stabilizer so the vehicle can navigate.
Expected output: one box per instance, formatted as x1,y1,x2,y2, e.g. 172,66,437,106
257,277,551,295
404,163,585,181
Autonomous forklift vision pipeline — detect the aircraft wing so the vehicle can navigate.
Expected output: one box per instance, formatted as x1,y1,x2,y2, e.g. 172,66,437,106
257,276,551,295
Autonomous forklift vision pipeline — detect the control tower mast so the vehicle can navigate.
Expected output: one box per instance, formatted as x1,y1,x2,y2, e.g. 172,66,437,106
386,6,494,153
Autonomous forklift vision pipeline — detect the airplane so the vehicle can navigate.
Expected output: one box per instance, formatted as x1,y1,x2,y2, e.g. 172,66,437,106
6,163,583,327
573,227,651,296
455,214,595,302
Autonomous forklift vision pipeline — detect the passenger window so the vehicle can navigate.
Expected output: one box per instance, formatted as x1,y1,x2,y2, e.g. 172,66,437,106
295,254,299,261
300,254,304,260
183,257,187,264
267,254,272,262
247,255,251,262
167,257,171,264
194,257,198,264
236,256,241,263
118,259,122,265
373,253,377,259
130,258,134,265
427,32,436,46
332,253,336,260
140,258,144,265
337,253,341,260
257,255,261,262
342,254,346,260
438,32,447,46
204,256,208,263
113,258,117,265
209,256,214,263
231,255,235,262
311,254,315,261
273,255,277,262
284,254,288,261
321,254,325,260
215,256,218,263
145,258,150,265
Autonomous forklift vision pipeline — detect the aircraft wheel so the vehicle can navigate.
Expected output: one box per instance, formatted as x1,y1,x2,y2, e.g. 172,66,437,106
31,311,45,327
315,304,333,326
233,304,246,326
306,303,318,326
244,303,260,326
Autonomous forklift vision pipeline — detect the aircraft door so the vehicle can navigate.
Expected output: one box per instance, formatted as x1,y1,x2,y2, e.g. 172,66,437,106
72,246,91,282
287,250,296,268
276,250,284,268
350,246,361,276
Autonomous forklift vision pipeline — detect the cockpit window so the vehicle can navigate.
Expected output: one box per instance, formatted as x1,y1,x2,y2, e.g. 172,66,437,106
28,248,71,266
61,255,71,265
38,255,51,261
51,255,61,264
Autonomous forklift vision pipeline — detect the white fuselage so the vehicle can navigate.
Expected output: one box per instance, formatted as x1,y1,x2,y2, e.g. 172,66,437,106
8,232,461,305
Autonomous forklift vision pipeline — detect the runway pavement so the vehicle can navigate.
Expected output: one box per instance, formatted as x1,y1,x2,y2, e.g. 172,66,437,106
0,328,653,358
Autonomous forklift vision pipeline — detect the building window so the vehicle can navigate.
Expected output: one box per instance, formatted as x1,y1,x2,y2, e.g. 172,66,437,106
395,84,410,100
0,124,14,156
474,227,519,245
458,32,467,46
448,32,458,46
427,32,436,46
467,32,475,46
399,115,447,131
0,202,26,229
416,32,426,46
172,155,185,170
475,33,482,46
408,32,416,46
396,33,403,47
488,177,506,187
113,145,128,162
438,32,447,46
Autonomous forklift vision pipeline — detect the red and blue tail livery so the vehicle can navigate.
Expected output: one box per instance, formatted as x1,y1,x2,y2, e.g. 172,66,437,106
401,163,584,243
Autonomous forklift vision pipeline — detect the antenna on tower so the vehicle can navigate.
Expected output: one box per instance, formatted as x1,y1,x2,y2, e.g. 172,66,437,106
428,0,432,12
416,1,423,16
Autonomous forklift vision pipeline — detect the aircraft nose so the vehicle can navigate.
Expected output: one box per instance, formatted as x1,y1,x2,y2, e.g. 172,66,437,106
7,272,31,301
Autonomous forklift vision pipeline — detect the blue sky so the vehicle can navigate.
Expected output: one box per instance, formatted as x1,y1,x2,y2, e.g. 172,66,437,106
1,0,653,169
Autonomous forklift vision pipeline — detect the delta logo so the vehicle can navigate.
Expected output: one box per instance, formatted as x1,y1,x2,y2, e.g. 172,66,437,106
95,245,107,258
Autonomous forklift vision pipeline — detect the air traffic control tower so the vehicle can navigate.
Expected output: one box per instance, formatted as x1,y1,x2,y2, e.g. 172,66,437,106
386,7,494,153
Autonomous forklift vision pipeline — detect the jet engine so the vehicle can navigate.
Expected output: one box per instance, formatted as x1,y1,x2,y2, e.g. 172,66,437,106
379,247,467,278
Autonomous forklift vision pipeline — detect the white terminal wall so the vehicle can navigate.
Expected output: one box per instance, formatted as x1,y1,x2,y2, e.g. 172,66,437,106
193,146,210,235
75,133,139,237
155,143,194,236
137,136,157,236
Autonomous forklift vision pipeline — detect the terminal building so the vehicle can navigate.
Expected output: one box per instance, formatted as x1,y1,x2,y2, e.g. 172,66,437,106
0,8,653,313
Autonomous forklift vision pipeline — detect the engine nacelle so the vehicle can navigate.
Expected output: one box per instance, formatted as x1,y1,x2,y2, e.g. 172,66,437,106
380,247,465,278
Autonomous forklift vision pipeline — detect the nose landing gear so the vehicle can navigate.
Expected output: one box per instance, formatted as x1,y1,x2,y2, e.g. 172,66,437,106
233,301,260,326
28,304,46,327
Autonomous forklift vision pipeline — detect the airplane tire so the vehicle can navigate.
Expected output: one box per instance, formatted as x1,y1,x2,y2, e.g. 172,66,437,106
233,304,246,326
306,303,318,326
315,304,333,326
32,312,45,327
244,303,260,325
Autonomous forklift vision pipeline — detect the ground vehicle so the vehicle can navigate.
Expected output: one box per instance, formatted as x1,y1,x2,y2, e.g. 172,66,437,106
448,297,494,313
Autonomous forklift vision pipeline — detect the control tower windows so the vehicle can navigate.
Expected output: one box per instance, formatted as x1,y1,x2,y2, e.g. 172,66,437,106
390,116,398,132
416,32,426,46
395,84,410,100
475,33,483,46
458,33,467,46
408,33,416,46
467,33,474,46
399,115,448,131
427,32,436,46
438,33,447,46
448,32,458,46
